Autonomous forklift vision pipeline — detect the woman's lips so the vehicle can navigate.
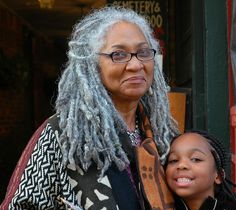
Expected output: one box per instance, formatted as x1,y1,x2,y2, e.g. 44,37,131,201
124,76,145,84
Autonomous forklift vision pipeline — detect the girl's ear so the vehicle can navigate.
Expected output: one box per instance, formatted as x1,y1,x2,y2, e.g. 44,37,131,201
214,173,222,184
215,169,225,184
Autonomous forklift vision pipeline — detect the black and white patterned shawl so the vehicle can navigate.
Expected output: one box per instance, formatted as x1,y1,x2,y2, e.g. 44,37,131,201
0,114,143,210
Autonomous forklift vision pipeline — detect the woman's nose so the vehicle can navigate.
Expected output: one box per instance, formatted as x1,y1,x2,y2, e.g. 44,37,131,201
126,56,144,71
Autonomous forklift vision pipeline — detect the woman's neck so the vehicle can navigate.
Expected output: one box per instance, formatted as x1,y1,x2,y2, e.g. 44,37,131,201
113,100,138,131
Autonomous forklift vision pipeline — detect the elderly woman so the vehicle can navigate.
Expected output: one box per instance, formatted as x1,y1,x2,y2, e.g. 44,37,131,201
1,6,178,210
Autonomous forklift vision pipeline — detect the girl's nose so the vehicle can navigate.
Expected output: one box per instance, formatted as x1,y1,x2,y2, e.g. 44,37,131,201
177,160,189,170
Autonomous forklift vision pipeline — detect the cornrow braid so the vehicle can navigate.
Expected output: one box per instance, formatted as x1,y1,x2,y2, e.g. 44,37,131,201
190,130,229,170
185,130,236,203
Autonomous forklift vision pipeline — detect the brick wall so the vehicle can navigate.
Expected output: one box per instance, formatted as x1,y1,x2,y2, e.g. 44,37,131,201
0,7,23,56
0,5,63,202
0,90,26,137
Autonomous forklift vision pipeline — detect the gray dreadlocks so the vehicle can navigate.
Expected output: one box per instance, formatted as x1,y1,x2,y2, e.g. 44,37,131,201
55,6,179,176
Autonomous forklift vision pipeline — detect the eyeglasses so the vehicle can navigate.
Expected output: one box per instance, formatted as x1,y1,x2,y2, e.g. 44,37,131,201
97,48,156,63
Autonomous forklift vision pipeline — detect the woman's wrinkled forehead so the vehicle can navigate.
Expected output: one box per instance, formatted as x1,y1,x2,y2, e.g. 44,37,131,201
92,20,150,52
102,21,149,47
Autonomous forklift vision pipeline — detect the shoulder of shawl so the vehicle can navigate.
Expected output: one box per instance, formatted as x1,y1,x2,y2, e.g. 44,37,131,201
47,114,60,131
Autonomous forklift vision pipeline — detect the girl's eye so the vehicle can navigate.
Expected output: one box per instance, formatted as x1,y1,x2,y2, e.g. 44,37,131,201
191,157,202,162
167,159,178,164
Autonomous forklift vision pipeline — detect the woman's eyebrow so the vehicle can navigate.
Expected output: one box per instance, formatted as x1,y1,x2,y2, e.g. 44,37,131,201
111,42,149,49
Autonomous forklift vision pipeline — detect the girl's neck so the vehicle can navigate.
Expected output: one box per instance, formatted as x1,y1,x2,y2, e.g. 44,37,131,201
183,199,201,210
183,196,216,210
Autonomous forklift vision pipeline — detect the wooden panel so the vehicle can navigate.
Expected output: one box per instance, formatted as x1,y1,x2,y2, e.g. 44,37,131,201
168,92,186,133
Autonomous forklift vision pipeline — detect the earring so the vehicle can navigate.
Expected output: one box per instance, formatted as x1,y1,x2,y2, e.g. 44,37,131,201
148,87,153,95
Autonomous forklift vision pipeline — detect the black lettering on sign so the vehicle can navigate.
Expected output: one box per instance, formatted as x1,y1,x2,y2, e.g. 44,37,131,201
112,1,162,28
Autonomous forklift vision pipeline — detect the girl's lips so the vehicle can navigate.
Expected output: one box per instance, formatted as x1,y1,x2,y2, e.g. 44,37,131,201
174,177,193,187
176,177,192,183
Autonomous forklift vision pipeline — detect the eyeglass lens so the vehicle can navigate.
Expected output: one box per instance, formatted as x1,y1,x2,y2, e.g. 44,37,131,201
112,49,155,62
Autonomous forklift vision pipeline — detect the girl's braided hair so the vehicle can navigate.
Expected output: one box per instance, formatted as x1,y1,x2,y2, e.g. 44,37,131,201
179,130,236,202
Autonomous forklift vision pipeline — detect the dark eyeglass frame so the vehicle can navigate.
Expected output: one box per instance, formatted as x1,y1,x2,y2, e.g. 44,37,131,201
97,48,156,63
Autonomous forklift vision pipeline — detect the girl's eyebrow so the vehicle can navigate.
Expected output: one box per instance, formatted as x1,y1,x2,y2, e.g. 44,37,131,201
190,148,207,156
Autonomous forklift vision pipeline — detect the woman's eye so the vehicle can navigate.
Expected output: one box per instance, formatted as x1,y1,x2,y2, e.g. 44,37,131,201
138,49,150,57
112,51,127,58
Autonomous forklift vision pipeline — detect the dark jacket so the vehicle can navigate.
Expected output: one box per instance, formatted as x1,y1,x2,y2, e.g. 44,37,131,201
175,196,236,210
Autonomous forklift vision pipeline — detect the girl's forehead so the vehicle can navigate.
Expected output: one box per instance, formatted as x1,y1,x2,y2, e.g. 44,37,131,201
171,133,213,152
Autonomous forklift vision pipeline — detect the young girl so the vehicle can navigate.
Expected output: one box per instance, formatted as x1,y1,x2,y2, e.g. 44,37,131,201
165,130,236,210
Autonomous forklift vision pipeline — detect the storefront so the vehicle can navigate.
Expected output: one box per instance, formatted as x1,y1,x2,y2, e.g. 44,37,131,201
0,0,235,201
